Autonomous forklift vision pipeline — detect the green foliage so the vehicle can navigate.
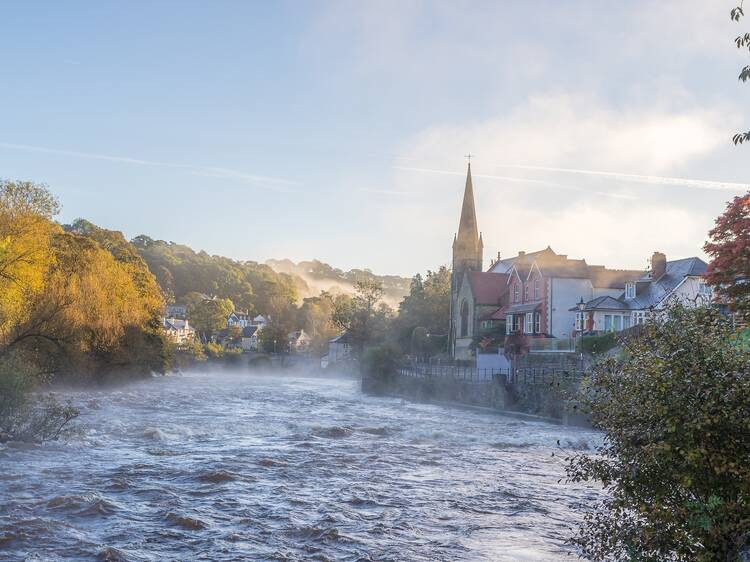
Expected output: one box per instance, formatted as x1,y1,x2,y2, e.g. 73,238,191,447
566,304,750,561
393,267,451,354
331,280,393,354
188,297,234,341
204,342,225,359
298,291,339,353
577,331,617,355
132,238,299,315
362,344,402,382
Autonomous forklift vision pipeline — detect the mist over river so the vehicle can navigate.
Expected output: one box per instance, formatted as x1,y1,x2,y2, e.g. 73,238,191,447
0,371,602,561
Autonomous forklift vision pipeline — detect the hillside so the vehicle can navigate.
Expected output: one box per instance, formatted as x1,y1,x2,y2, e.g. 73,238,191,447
127,234,410,314
265,259,411,307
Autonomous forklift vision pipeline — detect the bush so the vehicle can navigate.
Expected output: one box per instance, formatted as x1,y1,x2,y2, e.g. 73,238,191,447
362,344,401,382
577,331,617,355
0,357,79,443
566,304,750,561
204,342,225,359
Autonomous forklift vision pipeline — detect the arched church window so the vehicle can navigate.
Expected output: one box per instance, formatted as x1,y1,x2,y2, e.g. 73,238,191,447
460,300,469,337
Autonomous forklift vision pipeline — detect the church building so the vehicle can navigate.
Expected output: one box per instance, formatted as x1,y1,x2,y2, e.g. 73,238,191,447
447,162,645,361
449,163,509,360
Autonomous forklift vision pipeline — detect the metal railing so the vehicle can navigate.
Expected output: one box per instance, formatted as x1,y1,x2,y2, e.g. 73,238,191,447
396,365,584,385
527,337,576,353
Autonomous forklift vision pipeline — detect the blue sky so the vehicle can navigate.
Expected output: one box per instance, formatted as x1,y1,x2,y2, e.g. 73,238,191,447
1,1,748,275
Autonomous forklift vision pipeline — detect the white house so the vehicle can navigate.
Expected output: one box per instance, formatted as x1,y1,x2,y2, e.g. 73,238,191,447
573,253,710,333
251,315,268,328
227,311,250,328
162,317,196,344
287,329,312,353
240,325,261,351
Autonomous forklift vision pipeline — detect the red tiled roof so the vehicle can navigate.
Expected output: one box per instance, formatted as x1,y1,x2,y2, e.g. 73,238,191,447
467,271,509,305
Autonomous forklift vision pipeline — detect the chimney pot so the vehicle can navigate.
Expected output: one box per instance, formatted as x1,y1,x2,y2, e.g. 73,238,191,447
651,251,667,279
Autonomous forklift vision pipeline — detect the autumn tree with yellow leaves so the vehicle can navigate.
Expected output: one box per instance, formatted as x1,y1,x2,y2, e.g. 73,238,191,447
0,180,168,442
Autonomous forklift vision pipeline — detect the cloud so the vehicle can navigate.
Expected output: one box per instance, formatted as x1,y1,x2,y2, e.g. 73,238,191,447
0,142,299,191
398,93,731,174
375,92,739,272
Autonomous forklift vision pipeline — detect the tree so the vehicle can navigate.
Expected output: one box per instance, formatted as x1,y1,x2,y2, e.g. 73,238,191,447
188,298,234,342
566,304,750,561
732,4,750,144
393,267,451,354
704,192,750,319
298,291,339,353
331,280,392,354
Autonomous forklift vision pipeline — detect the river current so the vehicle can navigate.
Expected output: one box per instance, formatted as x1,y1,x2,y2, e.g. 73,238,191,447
0,371,601,561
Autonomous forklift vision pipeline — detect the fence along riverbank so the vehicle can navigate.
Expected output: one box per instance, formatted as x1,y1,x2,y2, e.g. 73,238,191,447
366,362,591,427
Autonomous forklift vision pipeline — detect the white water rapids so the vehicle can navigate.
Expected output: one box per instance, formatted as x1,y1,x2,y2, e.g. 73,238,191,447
0,371,602,561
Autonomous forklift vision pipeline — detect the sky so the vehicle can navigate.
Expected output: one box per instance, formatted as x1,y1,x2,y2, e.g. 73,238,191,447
0,1,748,276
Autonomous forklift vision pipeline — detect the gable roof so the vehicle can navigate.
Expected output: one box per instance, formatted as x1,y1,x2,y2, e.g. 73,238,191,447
582,256,708,311
465,271,509,305
572,295,631,312
330,332,353,344
242,326,259,338
489,247,557,273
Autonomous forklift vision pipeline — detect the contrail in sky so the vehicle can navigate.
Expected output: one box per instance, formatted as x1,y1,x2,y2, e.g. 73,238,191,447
397,161,746,192
393,166,638,200
493,163,747,191
0,142,299,191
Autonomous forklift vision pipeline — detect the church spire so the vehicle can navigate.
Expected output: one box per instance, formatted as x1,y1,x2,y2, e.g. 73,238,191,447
452,161,483,275
457,162,479,245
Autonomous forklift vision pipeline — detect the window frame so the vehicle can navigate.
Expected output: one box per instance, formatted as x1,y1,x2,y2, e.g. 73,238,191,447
625,282,636,299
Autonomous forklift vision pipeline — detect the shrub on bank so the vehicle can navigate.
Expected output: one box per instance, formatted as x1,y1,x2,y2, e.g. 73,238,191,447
362,344,401,382
566,304,750,561
0,354,79,443
576,331,617,355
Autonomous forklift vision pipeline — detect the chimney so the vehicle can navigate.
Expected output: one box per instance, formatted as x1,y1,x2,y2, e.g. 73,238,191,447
497,251,501,261
518,251,525,257
651,251,667,279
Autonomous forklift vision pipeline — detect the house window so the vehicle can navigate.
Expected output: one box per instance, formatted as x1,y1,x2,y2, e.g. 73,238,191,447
523,284,529,301
534,279,540,300
614,315,622,331
625,282,635,299
525,312,534,334
633,311,645,325
534,312,541,334
698,282,712,297
604,315,613,331
460,300,469,337
506,315,513,335
513,284,519,303
514,315,522,333
623,315,631,329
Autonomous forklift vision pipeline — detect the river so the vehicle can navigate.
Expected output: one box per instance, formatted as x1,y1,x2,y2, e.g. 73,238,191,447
0,371,601,561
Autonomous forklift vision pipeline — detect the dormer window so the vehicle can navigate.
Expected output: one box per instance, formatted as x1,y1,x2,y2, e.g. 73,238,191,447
625,282,636,299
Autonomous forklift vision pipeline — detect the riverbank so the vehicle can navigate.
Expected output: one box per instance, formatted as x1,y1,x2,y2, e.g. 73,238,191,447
362,371,592,427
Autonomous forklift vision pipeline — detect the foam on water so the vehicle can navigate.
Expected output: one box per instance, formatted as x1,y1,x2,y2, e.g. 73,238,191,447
0,370,601,561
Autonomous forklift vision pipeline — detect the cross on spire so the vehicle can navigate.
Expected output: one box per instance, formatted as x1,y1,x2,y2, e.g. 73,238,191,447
464,153,473,164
